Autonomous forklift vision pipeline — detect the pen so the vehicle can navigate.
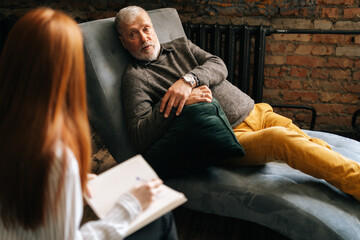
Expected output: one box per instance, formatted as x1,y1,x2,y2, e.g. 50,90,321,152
136,177,148,182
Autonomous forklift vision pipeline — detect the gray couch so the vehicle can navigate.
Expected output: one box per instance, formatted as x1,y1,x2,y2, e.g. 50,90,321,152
80,8,360,240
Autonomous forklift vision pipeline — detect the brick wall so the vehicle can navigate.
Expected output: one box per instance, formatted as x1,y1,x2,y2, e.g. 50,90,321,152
0,0,359,132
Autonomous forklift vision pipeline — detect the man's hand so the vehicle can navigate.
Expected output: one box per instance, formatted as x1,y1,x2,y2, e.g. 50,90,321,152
185,85,212,105
160,79,192,118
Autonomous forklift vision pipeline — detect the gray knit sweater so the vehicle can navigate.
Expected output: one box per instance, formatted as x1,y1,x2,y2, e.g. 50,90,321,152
122,37,254,152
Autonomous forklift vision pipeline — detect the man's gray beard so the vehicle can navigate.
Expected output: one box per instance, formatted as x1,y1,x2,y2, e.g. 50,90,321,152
132,41,160,61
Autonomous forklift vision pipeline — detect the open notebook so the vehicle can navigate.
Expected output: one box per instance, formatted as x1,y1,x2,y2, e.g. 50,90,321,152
84,154,187,236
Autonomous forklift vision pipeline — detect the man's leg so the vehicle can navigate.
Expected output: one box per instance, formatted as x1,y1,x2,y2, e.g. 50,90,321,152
226,103,360,201
244,103,331,148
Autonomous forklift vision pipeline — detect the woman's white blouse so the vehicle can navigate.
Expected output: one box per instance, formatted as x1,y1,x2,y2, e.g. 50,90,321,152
0,148,142,240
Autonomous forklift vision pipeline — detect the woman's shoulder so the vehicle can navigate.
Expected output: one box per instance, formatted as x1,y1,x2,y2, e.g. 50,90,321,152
52,144,80,180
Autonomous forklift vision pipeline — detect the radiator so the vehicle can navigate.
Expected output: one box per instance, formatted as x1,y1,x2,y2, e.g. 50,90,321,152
183,23,267,103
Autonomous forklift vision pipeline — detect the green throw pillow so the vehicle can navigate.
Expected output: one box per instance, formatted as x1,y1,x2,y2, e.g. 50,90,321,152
143,98,245,178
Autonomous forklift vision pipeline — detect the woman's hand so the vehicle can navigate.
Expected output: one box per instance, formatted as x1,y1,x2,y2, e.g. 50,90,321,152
185,85,212,105
130,178,163,211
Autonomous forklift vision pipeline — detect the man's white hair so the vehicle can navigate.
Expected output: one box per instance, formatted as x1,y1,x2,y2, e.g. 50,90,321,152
114,6,148,35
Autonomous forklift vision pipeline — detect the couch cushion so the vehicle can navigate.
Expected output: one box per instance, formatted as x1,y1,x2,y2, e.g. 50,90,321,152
143,99,245,178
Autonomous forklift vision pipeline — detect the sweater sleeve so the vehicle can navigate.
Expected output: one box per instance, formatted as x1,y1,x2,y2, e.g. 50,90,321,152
121,68,176,153
79,193,142,240
185,39,228,88
61,150,143,240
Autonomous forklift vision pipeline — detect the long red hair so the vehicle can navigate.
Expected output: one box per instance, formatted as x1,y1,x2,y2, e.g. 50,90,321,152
0,8,91,230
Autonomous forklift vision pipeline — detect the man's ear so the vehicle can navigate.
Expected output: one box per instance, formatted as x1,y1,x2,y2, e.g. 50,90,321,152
118,36,127,50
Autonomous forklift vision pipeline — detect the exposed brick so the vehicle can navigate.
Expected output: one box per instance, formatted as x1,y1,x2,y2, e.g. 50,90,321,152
264,78,281,88
264,66,287,77
314,20,333,30
266,42,295,54
90,0,108,10
167,3,186,12
344,82,360,93
348,105,360,114
272,34,311,42
331,69,352,80
290,67,308,78
317,116,350,128
273,78,303,89
320,0,354,4
353,71,360,81
58,0,91,10
238,16,270,26
321,92,359,103
355,36,360,45
295,112,313,124
0,0,33,7
313,103,347,114
322,8,339,19
272,18,312,29
312,45,334,55
312,34,352,44
108,0,127,9
283,91,320,102
213,6,240,16
262,89,282,102
311,68,330,79
142,2,163,10
340,94,359,103
326,57,353,68
284,79,302,89
343,8,360,18
336,46,360,57
301,6,319,18
279,7,299,17
294,45,313,55
278,80,290,89
265,56,286,65
287,56,325,67
320,92,340,102
85,11,117,20
303,80,321,90
334,21,360,30
355,60,360,68
321,81,342,91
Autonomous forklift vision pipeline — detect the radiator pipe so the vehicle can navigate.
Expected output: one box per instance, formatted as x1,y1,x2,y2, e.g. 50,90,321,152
253,26,267,103
267,28,360,36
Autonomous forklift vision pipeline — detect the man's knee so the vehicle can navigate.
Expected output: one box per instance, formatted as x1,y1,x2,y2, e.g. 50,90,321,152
260,127,302,144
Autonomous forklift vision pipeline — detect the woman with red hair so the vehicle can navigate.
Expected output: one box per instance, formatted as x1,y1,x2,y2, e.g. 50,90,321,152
0,7,177,240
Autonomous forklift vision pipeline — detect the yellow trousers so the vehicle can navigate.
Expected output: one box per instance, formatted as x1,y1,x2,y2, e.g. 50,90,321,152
227,103,360,201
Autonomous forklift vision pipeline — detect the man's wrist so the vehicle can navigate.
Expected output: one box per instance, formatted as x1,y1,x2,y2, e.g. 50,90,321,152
182,73,197,88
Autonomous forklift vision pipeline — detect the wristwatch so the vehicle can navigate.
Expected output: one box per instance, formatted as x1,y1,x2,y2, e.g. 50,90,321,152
182,73,197,88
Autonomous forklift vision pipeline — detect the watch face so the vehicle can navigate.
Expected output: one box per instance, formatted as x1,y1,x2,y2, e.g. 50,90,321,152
184,75,195,85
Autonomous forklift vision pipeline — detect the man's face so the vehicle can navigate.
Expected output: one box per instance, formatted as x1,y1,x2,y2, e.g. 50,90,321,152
119,12,160,61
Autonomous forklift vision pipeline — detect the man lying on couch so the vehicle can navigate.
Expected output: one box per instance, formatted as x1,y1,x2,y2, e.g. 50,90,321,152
115,5,360,202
